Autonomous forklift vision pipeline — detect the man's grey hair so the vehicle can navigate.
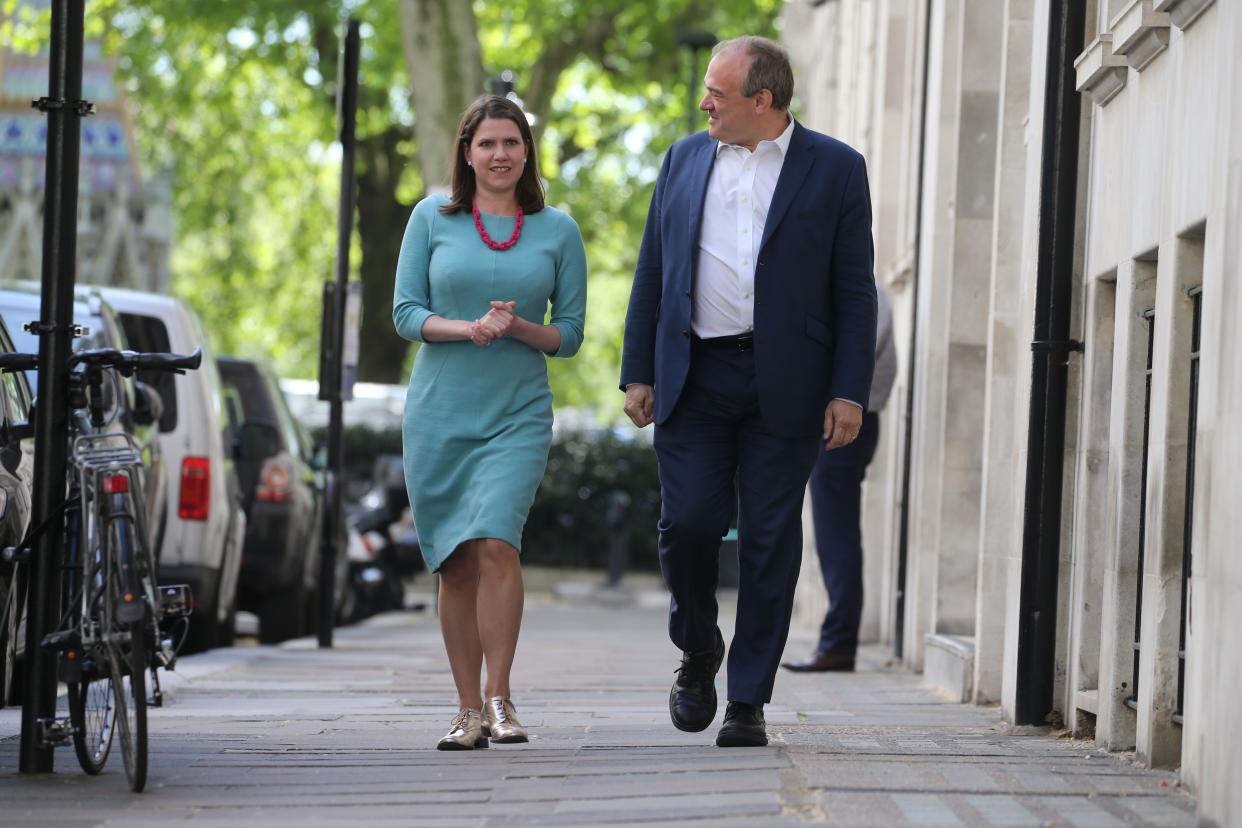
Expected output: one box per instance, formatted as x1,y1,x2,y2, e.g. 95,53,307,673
712,35,794,111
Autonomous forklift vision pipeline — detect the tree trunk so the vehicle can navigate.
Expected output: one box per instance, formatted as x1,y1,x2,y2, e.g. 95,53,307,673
398,0,485,191
355,128,411,384
353,3,485,383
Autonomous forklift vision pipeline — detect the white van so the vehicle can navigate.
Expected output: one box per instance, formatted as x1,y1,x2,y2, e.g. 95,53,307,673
97,287,246,652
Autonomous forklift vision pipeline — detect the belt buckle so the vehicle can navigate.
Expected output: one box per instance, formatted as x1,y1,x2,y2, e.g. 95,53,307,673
735,334,753,351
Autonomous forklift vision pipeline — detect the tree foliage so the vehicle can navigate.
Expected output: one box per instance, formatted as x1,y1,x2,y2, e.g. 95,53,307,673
29,0,784,417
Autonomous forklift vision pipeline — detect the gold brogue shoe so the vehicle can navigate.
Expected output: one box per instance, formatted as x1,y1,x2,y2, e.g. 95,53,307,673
436,708,488,751
482,697,528,744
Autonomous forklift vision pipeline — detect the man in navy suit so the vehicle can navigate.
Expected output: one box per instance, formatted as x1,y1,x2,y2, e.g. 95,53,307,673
621,35,877,747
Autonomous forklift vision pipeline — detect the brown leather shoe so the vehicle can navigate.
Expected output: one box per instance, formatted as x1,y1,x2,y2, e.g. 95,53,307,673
780,651,856,672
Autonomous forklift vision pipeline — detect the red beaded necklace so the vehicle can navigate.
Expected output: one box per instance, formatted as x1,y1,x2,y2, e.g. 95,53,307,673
472,199,524,251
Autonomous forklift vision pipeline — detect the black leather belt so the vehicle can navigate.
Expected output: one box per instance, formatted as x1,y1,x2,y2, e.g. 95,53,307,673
692,332,754,352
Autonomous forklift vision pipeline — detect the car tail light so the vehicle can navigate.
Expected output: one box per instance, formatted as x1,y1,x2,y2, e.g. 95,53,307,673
179,456,210,521
102,473,129,494
255,456,293,503
361,531,386,560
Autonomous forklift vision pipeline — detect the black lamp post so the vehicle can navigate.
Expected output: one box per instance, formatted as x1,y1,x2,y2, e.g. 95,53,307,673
677,29,717,134
316,19,361,649
487,69,517,98
21,0,89,775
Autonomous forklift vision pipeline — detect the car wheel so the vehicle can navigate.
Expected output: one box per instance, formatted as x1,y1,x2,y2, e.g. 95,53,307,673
182,577,222,654
258,580,306,644
1,569,19,707
217,585,238,648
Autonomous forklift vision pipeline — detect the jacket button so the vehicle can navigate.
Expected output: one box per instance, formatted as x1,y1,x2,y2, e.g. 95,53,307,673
684,290,691,297
682,329,690,337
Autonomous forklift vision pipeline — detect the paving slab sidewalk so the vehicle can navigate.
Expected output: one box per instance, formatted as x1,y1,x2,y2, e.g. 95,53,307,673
0,584,1195,826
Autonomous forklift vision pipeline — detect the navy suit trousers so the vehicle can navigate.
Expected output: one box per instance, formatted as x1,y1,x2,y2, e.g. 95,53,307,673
653,342,820,705
808,410,881,656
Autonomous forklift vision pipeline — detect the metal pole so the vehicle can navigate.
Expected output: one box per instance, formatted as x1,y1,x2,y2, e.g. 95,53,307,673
1014,0,1086,725
687,47,697,135
677,31,715,135
21,0,88,773
319,19,360,648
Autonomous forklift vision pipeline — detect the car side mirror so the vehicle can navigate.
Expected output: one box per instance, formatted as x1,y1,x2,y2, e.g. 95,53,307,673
131,381,165,428
237,421,281,461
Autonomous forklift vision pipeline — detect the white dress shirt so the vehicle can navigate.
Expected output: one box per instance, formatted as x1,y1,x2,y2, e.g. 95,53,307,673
692,117,795,338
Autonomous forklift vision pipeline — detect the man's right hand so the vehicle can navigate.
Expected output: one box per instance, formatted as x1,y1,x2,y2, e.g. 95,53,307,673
623,383,655,428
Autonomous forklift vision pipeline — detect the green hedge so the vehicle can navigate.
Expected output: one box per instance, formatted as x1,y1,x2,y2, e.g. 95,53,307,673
318,424,663,571
525,431,662,571
321,423,404,482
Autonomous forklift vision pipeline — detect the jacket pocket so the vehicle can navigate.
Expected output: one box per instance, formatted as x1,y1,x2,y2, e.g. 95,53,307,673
806,314,833,349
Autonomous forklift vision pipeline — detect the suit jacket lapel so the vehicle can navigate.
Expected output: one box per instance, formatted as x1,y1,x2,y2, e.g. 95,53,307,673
687,139,717,276
759,121,814,254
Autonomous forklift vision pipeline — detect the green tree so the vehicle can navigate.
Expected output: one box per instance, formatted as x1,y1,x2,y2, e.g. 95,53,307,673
41,0,784,414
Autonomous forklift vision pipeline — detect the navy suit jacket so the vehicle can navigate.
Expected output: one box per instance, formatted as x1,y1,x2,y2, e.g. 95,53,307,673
620,122,878,437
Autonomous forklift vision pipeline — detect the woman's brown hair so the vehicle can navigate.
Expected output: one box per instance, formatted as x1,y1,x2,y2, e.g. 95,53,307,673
440,95,545,216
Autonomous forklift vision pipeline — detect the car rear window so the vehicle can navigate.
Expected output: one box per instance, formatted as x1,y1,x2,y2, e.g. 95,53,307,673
219,362,305,457
220,363,276,424
116,312,178,433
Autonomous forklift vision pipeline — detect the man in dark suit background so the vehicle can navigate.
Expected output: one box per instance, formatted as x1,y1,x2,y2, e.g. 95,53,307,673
620,35,877,747
783,286,898,675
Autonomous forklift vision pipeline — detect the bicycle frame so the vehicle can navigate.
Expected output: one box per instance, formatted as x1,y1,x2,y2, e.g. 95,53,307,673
72,432,153,650
1,344,201,790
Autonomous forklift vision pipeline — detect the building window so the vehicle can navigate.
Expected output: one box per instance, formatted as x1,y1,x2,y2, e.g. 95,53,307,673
1127,307,1156,711
1174,288,1201,725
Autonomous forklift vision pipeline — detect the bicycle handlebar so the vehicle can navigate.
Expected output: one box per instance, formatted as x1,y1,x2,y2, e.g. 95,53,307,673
0,348,205,375
69,347,204,375
0,353,38,372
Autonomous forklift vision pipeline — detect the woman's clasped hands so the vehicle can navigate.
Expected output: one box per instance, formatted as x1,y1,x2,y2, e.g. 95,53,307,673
469,300,519,347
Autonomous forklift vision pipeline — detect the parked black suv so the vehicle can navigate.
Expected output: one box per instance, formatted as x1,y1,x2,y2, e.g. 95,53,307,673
219,357,339,643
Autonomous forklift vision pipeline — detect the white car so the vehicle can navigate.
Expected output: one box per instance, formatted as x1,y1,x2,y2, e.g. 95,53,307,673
97,287,246,652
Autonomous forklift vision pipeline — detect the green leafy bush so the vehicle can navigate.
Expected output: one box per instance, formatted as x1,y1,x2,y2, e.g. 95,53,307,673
311,423,404,486
525,431,662,571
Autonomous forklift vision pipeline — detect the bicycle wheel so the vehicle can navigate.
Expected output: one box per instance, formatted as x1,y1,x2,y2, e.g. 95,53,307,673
65,505,117,775
69,661,116,774
106,499,148,793
108,622,147,791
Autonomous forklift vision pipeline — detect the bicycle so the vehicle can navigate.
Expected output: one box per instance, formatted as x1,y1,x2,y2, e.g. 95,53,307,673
0,345,201,792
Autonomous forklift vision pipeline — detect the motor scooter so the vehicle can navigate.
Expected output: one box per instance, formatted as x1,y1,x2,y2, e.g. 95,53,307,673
345,455,422,619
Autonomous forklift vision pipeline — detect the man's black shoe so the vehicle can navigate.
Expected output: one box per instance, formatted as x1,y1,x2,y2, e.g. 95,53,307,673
669,627,725,732
781,650,856,673
715,701,767,747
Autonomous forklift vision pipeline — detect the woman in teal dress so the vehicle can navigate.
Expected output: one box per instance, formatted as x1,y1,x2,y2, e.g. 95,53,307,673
393,96,586,751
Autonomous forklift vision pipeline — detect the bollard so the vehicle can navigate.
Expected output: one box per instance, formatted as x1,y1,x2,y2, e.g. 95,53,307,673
602,490,631,589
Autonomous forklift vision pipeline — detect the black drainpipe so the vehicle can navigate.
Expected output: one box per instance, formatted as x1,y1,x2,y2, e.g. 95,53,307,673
894,0,934,660
1014,0,1086,726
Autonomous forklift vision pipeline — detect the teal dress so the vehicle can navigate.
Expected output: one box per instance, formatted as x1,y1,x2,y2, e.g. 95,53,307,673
393,195,587,572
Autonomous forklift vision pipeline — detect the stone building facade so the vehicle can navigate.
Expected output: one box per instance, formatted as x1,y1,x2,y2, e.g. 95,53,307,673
782,1,1239,823
0,3,170,291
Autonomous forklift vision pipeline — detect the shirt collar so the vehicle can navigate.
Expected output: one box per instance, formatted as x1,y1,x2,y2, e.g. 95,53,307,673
715,115,795,158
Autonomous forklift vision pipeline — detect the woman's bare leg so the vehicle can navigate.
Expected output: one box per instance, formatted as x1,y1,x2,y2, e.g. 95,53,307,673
476,539,524,700
437,542,484,711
